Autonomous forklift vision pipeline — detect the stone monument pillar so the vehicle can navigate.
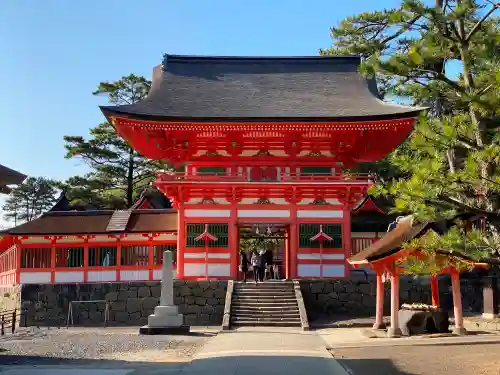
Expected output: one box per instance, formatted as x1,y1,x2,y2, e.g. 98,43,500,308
140,251,190,334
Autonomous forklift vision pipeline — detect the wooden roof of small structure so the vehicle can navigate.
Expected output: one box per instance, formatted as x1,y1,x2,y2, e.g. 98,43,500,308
5,209,178,235
101,55,423,122
0,164,26,194
348,216,431,265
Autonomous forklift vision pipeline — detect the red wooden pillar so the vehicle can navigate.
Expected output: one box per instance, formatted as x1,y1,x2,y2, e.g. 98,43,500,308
284,229,289,279
148,239,154,281
451,270,467,335
289,223,298,279
373,270,385,329
176,205,185,279
116,241,122,281
289,200,298,279
83,237,89,282
50,240,56,283
387,267,402,337
229,205,238,280
342,208,352,278
430,276,440,307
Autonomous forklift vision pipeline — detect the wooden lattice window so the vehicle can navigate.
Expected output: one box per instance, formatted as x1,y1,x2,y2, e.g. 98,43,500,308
20,247,51,268
56,247,84,268
121,245,149,266
301,167,332,175
88,247,117,267
153,244,177,265
198,167,226,175
299,224,342,249
186,223,229,248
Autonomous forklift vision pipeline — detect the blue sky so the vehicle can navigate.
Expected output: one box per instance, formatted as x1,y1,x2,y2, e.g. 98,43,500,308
0,0,406,224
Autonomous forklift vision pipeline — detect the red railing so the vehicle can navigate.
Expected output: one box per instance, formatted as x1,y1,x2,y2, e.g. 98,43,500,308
0,246,18,286
156,172,373,183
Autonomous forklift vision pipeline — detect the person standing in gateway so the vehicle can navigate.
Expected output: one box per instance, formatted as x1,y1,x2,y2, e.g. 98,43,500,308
239,250,250,282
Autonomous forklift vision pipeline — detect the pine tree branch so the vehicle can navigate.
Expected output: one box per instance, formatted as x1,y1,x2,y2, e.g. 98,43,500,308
465,3,499,42
380,15,422,44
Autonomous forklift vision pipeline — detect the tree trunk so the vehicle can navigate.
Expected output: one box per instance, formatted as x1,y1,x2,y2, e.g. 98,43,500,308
127,148,134,207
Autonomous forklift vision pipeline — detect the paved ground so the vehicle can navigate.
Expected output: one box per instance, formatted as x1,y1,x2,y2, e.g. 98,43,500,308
187,327,348,375
2,326,500,375
319,327,500,375
332,343,500,375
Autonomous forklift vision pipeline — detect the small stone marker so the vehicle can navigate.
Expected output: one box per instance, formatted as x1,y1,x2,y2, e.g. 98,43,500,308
139,251,190,335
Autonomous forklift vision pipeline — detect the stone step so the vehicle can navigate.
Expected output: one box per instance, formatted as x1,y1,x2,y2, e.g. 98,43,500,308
232,312,300,318
231,299,297,307
232,296,297,302
234,283,294,289
234,289,295,293
231,321,302,327
231,306,300,312
231,317,301,324
234,292,296,297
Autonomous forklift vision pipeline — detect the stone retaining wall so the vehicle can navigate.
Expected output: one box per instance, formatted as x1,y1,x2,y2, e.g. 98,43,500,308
21,281,227,327
299,274,489,320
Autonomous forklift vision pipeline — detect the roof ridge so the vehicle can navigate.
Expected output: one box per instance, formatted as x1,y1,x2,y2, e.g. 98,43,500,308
163,54,360,63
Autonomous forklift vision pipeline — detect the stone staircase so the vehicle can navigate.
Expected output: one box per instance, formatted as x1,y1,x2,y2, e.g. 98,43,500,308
229,281,305,328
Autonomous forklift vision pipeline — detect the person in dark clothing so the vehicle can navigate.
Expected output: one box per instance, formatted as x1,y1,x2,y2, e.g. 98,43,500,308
250,251,260,284
264,249,273,280
257,251,266,282
239,251,250,282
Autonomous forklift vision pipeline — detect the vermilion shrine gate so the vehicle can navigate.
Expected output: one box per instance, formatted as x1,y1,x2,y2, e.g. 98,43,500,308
100,55,422,281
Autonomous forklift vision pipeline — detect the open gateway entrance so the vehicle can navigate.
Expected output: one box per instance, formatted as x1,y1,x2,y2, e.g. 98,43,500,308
238,223,287,281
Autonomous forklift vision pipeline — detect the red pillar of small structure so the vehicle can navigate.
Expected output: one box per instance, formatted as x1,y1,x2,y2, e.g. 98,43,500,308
430,276,440,307
451,270,467,335
387,268,402,337
373,270,385,330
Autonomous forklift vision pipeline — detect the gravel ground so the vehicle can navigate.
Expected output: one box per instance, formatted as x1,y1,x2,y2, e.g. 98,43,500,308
0,327,213,365
332,343,500,375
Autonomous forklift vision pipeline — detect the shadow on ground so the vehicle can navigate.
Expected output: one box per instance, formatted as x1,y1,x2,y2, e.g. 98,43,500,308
336,358,416,375
0,353,415,375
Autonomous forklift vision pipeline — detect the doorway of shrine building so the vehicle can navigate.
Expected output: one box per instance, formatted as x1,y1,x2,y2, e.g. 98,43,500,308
238,223,287,281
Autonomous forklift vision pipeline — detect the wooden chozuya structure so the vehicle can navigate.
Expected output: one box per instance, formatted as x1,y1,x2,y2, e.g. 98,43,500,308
0,54,423,285
348,215,490,337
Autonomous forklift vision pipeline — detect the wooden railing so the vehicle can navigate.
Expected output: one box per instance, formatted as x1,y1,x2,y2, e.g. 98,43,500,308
157,172,372,183
0,309,22,335
0,246,18,285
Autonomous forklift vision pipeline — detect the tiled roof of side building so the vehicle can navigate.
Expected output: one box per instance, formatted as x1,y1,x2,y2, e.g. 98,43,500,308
101,55,424,122
5,209,178,236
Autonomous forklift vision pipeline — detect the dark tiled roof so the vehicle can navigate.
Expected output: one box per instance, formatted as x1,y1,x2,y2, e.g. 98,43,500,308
6,209,177,235
0,164,26,193
132,188,172,209
348,216,430,264
101,55,423,121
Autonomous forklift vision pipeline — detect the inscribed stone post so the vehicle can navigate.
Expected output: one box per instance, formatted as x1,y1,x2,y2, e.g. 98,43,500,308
161,250,174,306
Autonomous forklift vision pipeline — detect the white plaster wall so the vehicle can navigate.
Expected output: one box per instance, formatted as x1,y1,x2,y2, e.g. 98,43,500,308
54,271,84,283
296,210,343,218
20,272,51,284
87,270,116,282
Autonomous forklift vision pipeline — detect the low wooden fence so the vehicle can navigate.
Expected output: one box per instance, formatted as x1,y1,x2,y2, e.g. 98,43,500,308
0,308,26,335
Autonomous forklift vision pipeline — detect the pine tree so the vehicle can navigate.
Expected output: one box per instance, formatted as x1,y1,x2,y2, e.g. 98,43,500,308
63,74,169,209
3,177,59,225
322,0,500,267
